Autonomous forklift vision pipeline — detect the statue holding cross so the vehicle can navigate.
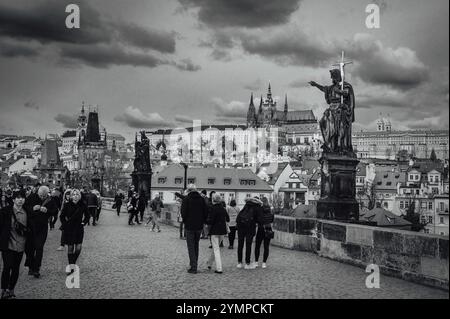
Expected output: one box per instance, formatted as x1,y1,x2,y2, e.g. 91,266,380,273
309,51,356,155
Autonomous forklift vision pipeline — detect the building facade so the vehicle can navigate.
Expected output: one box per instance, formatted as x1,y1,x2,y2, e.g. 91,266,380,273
353,117,449,160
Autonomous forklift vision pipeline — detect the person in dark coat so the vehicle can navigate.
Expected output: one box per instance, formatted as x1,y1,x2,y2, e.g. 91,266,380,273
114,192,124,216
236,196,264,270
86,191,98,226
0,189,29,299
57,189,72,251
127,192,140,225
48,189,62,230
24,185,56,278
137,191,147,223
60,189,89,275
254,197,274,269
206,194,230,274
181,184,208,274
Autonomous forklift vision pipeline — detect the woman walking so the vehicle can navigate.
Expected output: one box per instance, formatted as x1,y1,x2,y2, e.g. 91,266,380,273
254,197,274,269
206,194,229,274
59,189,89,275
226,200,239,249
57,189,72,251
0,189,29,299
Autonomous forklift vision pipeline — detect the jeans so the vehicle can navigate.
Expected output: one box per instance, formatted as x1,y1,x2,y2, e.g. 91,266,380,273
228,226,237,247
179,222,185,238
1,250,24,290
185,230,202,271
128,210,139,224
25,222,48,272
87,207,97,225
207,235,224,272
48,215,58,230
151,212,161,231
255,226,271,263
237,226,255,265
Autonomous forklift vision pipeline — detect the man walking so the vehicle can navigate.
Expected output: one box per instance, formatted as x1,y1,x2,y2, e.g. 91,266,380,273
86,190,98,226
181,184,208,274
24,186,56,278
148,193,164,232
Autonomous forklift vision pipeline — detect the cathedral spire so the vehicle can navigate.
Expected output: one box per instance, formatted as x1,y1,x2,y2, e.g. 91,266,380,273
284,94,288,112
249,92,254,107
267,82,272,99
259,95,263,113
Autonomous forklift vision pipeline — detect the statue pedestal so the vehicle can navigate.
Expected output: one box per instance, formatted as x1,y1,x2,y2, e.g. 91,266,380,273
131,171,152,199
317,152,359,221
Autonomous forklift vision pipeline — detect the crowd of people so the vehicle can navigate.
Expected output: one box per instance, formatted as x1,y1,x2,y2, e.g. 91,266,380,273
179,184,274,275
0,181,275,299
0,184,102,299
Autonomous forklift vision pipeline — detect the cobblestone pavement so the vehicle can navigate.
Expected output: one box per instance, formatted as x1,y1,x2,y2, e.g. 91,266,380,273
2,209,448,299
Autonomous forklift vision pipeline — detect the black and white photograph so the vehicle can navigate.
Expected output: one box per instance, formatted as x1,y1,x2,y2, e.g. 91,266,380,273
0,0,448,306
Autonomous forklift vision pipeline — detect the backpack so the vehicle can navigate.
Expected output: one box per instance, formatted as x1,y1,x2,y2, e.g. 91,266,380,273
236,205,254,227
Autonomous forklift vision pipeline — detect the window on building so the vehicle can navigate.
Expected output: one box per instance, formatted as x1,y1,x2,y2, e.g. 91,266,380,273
428,216,433,224
304,137,309,144
400,201,404,209
421,202,427,209
224,178,231,185
159,192,164,200
208,178,215,185
440,202,445,212
383,202,388,209
158,177,166,184
188,178,196,184
246,193,251,198
440,217,445,224
424,229,430,234
421,216,427,224
175,178,183,184
220,193,225,199
428,202,433,210
248,180,256,186
240,180,248,186
405,201,409,208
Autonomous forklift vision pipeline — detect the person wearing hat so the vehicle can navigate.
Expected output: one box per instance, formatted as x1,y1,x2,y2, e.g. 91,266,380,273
181,184,208,274
206,194,230,274
0,189,30,299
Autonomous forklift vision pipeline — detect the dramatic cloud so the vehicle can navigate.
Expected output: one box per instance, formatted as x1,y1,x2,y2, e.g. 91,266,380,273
212,98,247,118
173,58,201,71
0,0,200,71
348,34,429,90
178,0,302,28
114,106,172,129
60,44,165,69
24,100,39,110
243,78,263,91
175,114,195,123
54,113,78,129
0,39,40,58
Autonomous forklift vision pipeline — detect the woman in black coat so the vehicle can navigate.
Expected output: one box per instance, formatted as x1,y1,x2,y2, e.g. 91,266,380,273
206,194,230,274
59,189,89,275
254,197,274,269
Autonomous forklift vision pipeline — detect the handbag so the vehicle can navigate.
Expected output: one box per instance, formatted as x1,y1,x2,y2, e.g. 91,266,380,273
11,210,30,237
112,203,117,209
264,227,274,239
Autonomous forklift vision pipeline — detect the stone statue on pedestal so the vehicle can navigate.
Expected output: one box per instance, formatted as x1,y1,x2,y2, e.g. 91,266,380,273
309,52,359,221
132,131,152,199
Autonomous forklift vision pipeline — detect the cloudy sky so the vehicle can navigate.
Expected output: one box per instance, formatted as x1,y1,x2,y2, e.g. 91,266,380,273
0,0,448,141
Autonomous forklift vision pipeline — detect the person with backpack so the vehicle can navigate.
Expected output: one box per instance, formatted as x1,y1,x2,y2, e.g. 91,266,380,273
254,197,274,269
236,196,263,270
